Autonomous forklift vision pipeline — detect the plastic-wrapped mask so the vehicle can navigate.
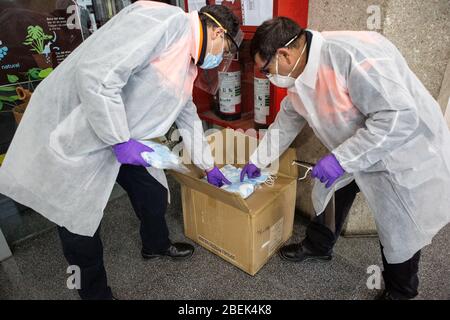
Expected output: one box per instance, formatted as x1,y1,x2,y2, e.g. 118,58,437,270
140,140,189,173
214,164,270,199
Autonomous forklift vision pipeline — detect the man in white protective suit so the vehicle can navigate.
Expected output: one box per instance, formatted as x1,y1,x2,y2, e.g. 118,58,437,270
0,1,242,299
241,17,450,300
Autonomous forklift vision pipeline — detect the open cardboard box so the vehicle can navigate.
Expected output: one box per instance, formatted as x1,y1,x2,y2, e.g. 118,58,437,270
170,129,298,275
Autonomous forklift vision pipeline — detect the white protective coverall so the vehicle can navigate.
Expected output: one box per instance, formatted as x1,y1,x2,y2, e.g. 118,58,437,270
0,2,214,236
250,30,450,263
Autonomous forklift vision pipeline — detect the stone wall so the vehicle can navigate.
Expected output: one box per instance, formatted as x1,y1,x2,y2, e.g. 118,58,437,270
295,0,450,235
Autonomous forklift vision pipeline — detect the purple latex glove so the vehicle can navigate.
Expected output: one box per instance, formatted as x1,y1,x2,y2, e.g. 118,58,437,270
240,162,261,182
206,166,232,188
113,139,154,167
311,154,345,188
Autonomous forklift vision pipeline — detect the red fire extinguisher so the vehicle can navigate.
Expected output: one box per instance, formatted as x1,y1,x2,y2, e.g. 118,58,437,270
217,57,242,121
254,66,271,129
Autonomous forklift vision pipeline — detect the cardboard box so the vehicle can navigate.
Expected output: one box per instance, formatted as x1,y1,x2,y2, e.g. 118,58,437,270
170,129,298,275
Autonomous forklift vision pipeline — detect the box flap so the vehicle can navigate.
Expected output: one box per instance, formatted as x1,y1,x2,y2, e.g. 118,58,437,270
170,128,299,213
170,166,296,216
207,129,299,179
244,175,296,215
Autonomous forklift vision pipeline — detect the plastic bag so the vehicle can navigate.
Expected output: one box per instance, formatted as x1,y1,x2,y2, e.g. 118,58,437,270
140,140,189,174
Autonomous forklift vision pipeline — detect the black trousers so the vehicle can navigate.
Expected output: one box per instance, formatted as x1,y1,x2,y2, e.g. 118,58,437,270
303,181,421,299
58,165,171,300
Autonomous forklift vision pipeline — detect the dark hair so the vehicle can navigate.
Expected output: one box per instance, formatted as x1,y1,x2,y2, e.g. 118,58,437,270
250,17,304,62
199,5,240,38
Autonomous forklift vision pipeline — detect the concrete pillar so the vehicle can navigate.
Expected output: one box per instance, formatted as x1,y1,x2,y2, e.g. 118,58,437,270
438,58,450,128
0,227,12,261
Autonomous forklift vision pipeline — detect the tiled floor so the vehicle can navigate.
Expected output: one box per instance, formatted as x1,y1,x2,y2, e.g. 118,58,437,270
1,177,449,300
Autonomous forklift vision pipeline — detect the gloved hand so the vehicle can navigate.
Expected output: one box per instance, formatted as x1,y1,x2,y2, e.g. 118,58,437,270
240,162,261,182
206,166,232,188
113,139,154,167
311,154,345,188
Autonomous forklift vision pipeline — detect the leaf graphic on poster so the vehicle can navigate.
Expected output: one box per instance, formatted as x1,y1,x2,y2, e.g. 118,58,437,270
0,95,19,102
7,75,19,83
0,86,16,92
28,26,44,38
27,68,42,80
0,87,20,110
39,68,53,79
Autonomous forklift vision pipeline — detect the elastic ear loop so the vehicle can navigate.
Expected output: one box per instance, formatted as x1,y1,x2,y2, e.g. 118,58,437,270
263,160,313,188
244,172,277,188
262,160,313,188
264,174,277,187
292,161,313,181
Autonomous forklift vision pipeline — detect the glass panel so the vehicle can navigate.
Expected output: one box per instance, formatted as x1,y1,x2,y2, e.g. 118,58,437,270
0,0,85,246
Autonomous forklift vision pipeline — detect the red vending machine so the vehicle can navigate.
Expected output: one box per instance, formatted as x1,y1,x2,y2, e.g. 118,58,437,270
184,0,309,131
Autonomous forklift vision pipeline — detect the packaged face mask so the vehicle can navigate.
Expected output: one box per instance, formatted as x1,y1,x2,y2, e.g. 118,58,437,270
140,140,189,174
208,164,270,199
222,182,255,199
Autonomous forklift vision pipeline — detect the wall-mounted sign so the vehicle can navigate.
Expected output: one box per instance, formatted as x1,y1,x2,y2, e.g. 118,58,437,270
198,0,273,26
0,0,84,87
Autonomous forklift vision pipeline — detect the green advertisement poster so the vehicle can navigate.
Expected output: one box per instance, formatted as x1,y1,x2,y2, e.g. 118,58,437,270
0,0,84,88
0,0,84,160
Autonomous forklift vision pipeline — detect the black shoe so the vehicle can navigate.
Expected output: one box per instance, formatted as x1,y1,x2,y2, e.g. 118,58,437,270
376,290,394,300
279,242,332,263
376,289,411,300
141,242,194,261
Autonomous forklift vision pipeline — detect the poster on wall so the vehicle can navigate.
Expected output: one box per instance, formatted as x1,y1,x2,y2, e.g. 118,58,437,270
210,0,273,26
0,0,84,163
186,0,206,12
0,0,84,88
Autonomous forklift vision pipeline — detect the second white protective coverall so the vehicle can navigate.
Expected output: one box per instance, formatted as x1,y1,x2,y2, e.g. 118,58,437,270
250,30,450,264
0,2,214,236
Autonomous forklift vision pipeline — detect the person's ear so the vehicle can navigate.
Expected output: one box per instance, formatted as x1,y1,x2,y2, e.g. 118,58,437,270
211,26,224,40
276,48,292,65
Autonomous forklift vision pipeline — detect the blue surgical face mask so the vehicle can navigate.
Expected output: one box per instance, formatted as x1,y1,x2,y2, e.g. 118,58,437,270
200,36,224,70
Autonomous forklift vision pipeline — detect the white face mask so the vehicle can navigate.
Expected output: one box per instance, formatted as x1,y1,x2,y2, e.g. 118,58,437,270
267,41,307,88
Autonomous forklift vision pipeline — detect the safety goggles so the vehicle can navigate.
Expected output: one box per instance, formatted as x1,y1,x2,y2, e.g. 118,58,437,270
260,32,302,76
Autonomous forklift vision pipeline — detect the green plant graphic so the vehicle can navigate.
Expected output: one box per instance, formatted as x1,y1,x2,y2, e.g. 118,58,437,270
0,75,19,111
25,67,53,81
23,25,53,54
38,68,53,78
0,86,19,112
0,67,53,111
